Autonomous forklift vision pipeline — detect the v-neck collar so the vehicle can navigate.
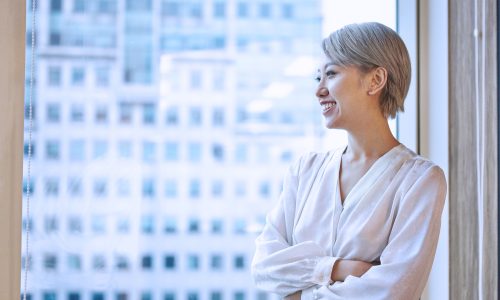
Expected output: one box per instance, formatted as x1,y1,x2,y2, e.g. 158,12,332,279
336,143,405,208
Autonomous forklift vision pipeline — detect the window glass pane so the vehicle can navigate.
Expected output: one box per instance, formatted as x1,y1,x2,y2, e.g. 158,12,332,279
23,0,397,298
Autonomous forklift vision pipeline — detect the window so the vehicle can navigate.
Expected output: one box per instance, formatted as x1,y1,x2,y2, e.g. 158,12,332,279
164,292,176,300
187,292,199,300
213,2,225,18
92,255,107,271
23,142,35,157
188,142,202,162
126,0,152,12
73,0,85,13
70,105,84,123
165,106,179,125
116,217,130,234
43,292,57,300
189,107,202,126
233,255,245,270
237,2,248,18
91,215,106,234
141,292,153,300
93,140,108,159
93,178,108,197
67,254,82,271
92,292,106,300
45,216,59,234
142,142,156,163
50,0,63,13
141,254,153,270
162,1,180,17
141,215,155,234
165,142,179,161
210,254,223,271
234,144,247,163
116,292,129,300
189,179,201,199
188,218,200,234
115,255,130,271
282,3,293,19
189,3,202,18
95,66,110,87
69,140,85,161
143,103,156,125
68,177,83,197
211,180,224,198
164,255,176,270
233,292,245,300
45,178,59,196
95,106,108,123
165,180,177,198
117,178,130,197
210,219,223,234
187,254,200,270
212,108,224,126
68,217,83,234
258,3,271,18
44,254,58,271
119,103,133,124
48,66,62,86
164,217,177,234
234,219,246,235
72,67,85,86
118,140,133,158
212,144,224,162
46,140,60,160
47,103,60,122
68,292,81,300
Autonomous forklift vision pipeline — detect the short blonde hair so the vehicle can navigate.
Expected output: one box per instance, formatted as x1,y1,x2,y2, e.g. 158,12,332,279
322,22,411,119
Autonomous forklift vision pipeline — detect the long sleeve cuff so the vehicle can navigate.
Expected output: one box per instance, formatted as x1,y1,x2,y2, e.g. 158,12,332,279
311,256,337,285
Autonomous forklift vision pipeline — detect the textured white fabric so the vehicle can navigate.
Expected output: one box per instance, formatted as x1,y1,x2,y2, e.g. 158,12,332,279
251,144,447,300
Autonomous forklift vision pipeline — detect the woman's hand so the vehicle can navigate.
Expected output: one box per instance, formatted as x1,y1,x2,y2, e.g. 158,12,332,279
330,259,375,282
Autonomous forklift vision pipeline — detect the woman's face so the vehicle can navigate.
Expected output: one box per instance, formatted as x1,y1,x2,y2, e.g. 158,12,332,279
315,54,372,130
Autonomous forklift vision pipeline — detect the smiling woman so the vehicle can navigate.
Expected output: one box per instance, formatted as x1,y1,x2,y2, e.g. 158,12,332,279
251,23,447,300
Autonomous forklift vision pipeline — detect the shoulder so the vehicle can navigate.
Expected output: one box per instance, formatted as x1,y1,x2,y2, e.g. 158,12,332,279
397,145,447,195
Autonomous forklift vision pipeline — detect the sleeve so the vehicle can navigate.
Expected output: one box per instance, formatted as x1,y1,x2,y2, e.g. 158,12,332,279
251,156,338,297
315,165,447,300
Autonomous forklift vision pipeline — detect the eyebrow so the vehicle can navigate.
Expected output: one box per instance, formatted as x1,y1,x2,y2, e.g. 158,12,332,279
317,62,337,72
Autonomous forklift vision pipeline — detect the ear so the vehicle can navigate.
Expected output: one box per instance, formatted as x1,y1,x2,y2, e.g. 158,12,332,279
366,67,387,96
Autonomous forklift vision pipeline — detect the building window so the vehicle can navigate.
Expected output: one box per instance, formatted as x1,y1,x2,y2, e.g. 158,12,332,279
141,292,153,300
68,177,83,197
92,292,106,300
22,178,35,195
282,3,293,19
93,178,108,197
211,219,223,234
115,255,130,271
69,140,85,161
211,180,224,198
44,216,59,234
95,66,110,86
187,292,199,300
233,292,245,300
142,142,156,163
44,254,58,271
91,215,106,235
189,70,202,89
48,66,62,86
92,254,107,271
67,254,82,271
212,108,224,126
234,144,247,163
189,179,201,199
46,140,60,160
45,177,59,196
47,103,60,123
256,292,268,300
188,142,202,162
68,292,81,300
117,178,130,197
143,103,156,125
72,67,85,86
93,140,108,159
234,219,246,235
164,217,177,234
189,3,202,18
43,292,57,300
165,180,177,198
119,103,133,124
141,254,153,270
116,217,130,234
95,106,108,123
187,254,200,271
213,2,225,18
68,217,83,234
164,292,176,300
141,215,155,234
259,181,271,198
162,1,180,17
49,32,61,45
73,0,85,13
126,0,152,11
70,105,85,123
258,3,271,18
50,0,63,13
23,141,35,158
237,2,248,18
165,142,179,161
210,254,223,271
189,107,202,126
164,255,176,270
212,144,224,162
165,106,179,125
234,255,245,270
188,218,200,234
118,140,133,158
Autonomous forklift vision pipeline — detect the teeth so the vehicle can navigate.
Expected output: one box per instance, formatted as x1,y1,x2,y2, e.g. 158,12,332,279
322,102,335,111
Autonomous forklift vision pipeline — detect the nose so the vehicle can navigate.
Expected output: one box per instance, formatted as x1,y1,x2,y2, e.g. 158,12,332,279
316,85,329,98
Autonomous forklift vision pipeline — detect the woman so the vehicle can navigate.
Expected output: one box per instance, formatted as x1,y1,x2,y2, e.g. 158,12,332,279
251,22,447,300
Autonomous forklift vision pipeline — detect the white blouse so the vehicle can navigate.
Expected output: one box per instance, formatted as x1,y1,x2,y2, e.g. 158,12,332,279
251,144,447,300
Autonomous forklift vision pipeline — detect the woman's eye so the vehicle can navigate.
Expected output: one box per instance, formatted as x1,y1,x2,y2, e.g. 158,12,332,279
326,70,337,77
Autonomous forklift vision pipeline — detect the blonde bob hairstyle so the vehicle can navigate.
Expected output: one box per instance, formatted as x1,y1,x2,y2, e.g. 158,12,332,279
322,22,411,119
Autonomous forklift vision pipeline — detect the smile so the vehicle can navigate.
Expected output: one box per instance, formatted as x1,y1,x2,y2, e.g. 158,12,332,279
321,101,336,113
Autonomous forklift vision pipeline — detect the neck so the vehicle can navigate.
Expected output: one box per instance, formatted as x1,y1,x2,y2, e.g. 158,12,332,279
344,116,399,160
